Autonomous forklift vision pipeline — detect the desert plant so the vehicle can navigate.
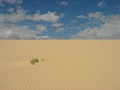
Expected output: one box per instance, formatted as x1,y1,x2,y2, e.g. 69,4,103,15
30,58,39,65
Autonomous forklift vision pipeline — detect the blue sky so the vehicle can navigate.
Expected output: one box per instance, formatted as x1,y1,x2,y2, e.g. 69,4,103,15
0,0,120,39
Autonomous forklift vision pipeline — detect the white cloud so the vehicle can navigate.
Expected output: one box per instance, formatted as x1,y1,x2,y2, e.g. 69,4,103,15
88,11,105,20
36,24,47,32
35,35,51,40
60,13,64,18
58,1,68,5
56,27,65,32
27,11,60,23
8,9,26,22
8,8,14,12
0,0,22,6
0,23,36,39
0,14,5,22
71,14,120,39
76,12,104,21
97,1,106,7
36,10,41,14
51,22,64,33
52,23,63,28
76,15,87,19
6,0,22,4
0,9,26,22
0,6,62,39
0,9,61,23
0,23,50,40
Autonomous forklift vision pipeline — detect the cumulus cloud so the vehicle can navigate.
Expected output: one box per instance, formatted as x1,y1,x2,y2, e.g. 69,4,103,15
8,8,14,12
27,11,60,23
0,0,22,6
76,12,105,21
97,1,106,7
58,1,68,5
36,24,47,32
71,14,120,39
0,23,51,40
52,23,63,28
0,4,62,39
60,13,64,18
0,9,61,23
76,15,87,19
56,27,65,32
0,23,36,39
88,11,105,20
0,9,26,22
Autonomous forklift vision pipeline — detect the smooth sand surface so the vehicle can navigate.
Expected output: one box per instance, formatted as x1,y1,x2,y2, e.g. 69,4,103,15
0,40,120,90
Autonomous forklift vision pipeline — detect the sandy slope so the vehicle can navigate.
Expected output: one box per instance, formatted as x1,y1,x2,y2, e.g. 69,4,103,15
0,40,120,90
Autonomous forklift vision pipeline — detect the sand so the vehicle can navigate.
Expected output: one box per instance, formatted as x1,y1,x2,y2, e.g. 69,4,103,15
0,40,120,90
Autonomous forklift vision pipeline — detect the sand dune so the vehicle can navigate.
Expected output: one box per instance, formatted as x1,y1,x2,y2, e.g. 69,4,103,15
0,40,120,90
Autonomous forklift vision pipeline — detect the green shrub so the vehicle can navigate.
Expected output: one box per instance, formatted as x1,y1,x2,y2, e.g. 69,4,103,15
30,58,39,65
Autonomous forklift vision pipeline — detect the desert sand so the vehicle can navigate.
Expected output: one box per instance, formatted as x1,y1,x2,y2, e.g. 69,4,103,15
0,40,120,90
